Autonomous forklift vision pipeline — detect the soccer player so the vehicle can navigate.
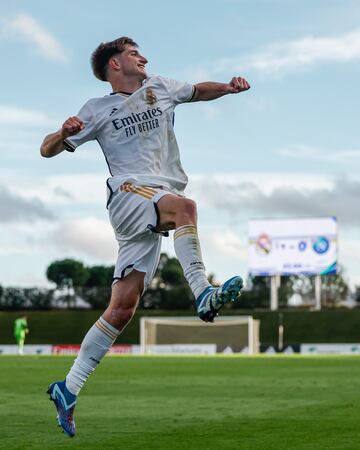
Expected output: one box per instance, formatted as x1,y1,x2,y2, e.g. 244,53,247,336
14,315,29,355
41,37,250,437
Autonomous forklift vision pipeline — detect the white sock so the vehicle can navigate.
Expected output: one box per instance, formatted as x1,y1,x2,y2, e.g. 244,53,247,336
65,316,119,395
174,225,211,299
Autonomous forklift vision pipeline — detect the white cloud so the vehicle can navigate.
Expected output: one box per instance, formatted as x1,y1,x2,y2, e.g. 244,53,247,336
0,105,58,127
340,238,360,266
188,172,333,197
1,272,51,288
338,238,360,289
0,184,55,223
52,217,117,261
277,145,360,163
1,13,67,63
243,97,269,112
0,239,37,255
187,174,360,228
195,103,221,119
0,171,359,288
6,173,107,206
214,28,360,75
197,228,247,283
206,229,246,258
181,67,213,84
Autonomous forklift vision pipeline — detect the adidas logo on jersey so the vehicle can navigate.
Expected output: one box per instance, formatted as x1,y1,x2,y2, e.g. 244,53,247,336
109,108,118,117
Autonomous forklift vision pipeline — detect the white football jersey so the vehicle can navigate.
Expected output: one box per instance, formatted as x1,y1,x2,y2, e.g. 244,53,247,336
64,76,194,196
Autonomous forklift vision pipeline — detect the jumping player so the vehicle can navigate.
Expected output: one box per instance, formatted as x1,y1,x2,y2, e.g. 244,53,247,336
41,37,250,437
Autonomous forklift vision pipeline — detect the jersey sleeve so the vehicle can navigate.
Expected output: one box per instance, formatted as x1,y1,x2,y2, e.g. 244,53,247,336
63,101,97,152
159,77,195,106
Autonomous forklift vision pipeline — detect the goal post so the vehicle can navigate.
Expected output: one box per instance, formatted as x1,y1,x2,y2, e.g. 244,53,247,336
140,316,260,354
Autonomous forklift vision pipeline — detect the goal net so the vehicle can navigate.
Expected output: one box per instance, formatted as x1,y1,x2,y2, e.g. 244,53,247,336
140,316,260,354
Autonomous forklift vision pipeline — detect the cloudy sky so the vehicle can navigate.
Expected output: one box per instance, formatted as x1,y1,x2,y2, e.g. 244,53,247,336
0,0,359,289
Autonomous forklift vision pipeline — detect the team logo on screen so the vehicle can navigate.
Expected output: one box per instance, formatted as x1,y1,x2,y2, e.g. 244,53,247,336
312,236,330,254
256,233,272,255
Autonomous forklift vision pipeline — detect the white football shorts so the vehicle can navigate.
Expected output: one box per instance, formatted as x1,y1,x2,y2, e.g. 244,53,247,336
107,183,171,290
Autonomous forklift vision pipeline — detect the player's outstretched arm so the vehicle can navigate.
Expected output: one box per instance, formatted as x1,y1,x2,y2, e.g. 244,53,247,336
40,116,84,158
192,76,250,102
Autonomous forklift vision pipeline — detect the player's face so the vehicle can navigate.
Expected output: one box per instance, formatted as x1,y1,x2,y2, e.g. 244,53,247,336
118,45,148,80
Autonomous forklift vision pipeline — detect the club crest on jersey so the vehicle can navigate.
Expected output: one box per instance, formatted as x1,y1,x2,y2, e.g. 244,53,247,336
146,88,157,105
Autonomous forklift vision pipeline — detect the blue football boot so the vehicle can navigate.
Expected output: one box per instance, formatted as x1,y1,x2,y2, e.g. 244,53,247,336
196,276,244,323
47,380,77,437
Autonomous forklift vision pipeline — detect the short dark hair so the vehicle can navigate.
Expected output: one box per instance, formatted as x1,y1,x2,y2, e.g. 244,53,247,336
91,36,138,81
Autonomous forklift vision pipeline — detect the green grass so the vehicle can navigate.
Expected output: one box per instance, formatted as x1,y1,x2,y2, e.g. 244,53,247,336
1,355,360,449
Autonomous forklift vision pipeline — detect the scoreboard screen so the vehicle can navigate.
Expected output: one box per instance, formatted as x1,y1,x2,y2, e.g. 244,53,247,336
248,217,337,276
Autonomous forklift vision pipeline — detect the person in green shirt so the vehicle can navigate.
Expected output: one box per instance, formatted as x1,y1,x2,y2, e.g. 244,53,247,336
14,316,29,355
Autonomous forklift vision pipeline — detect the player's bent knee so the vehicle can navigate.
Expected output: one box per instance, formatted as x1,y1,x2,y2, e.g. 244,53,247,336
118,306,136,324
110,288,139,310
107,298,138,329
109,305,136,330
178,198,197,221
104,277,142,330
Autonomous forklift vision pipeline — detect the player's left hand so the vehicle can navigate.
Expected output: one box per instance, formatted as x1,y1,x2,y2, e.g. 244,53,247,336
228,76,251,93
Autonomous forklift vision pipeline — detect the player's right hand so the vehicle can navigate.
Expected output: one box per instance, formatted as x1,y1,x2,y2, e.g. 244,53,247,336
61,116,85,138
228,76,251,94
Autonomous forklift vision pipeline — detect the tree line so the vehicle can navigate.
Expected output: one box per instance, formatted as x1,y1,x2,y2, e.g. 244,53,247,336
0,254,357,310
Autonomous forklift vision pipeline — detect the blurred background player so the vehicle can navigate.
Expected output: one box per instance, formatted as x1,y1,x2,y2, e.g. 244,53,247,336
41,36,250,437
14,315,29,355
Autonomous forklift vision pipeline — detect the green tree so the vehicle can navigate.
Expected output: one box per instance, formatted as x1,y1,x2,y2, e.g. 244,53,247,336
79,265,115,309
321,268,349,306
240,276,270,309
0,287,54,311
278,268,349,308
46,259,88,307
160,256,186,286
0,288,28,310
242,269,350,310
24,288,54,310
355,286,360,304
46,258,88,288
140,253,194,310
85,265,115,288
278,275,313,307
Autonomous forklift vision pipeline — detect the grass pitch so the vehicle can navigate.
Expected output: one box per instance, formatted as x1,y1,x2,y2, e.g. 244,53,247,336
0,355,360,449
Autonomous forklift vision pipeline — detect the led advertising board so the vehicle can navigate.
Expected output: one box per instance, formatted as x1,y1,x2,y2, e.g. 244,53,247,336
248,217,337,276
